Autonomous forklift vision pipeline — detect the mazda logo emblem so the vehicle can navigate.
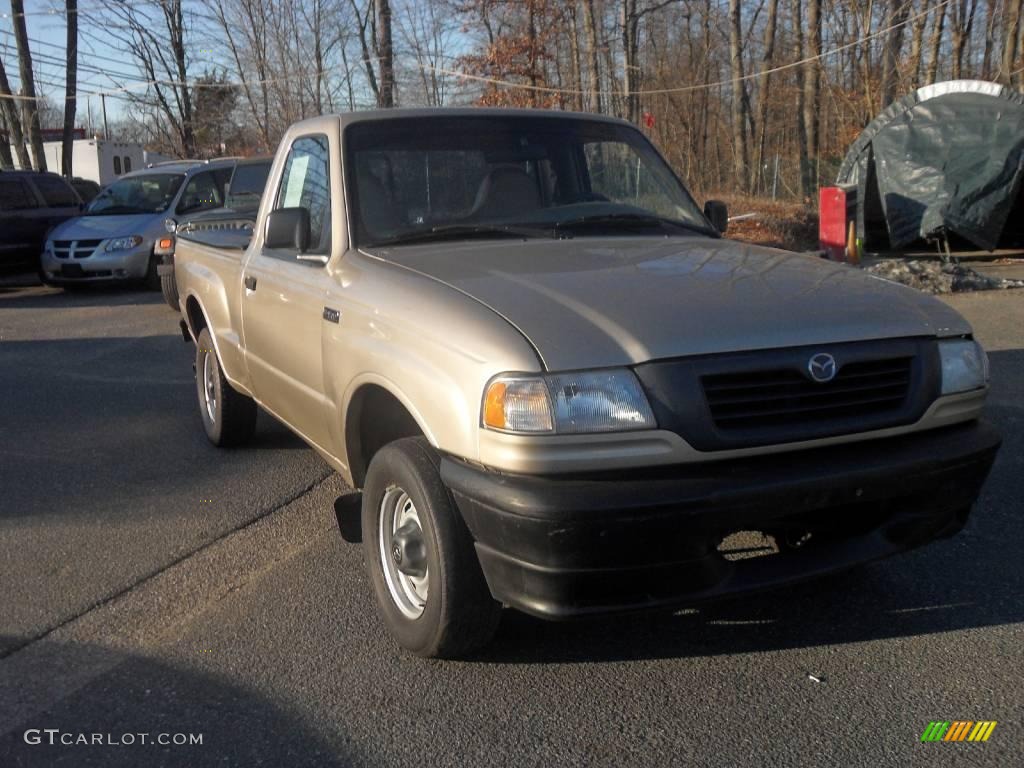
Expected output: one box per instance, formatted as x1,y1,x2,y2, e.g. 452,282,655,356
807,353,837,383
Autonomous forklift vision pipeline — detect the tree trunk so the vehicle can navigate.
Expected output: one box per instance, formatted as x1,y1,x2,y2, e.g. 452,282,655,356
981,0,999,79
802,0,821,197
880,0,910,108
728,0,748,188
925,0,947,85
752,0,778,194
62,0,78,177
582,0,602,112
791,0,810,199
568,3,584,112
377,0,395,107
909,0,930,88
10,0,46,171
950,0,978,80
1001,0,1022,85
0,110,13,168
621,0,640,122
0,58,30,168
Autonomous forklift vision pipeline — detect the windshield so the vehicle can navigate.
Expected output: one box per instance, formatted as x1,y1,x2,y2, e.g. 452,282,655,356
226,161,271,209
346,116,713,246
87,173,185,215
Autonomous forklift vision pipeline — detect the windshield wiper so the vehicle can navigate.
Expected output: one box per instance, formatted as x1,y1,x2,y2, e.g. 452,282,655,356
553,213,713,237
368,223,543,247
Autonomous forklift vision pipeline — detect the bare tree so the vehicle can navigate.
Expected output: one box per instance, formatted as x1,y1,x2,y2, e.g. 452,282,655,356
802,0,821,195
10,0,47,170
728,0,748,186
0,57,30,168
1001,0,1022,84
880,0,911,108
925,0,948,84
752,0,779,194
950,0,979,79
91,0,196,156
581,0,602,112
377,0,396,106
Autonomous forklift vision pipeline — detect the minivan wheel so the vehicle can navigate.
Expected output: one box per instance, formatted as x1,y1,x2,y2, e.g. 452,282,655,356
195,328,257,447
362,437,501,658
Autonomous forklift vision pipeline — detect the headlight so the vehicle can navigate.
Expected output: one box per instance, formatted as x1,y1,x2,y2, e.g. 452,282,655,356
939,339,989,395
483,369,656,434
43,239,54,254
164,218,177,233
104,235,143,252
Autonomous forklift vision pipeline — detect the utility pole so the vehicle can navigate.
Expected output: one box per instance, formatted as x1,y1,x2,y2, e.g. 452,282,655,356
101,94,108,139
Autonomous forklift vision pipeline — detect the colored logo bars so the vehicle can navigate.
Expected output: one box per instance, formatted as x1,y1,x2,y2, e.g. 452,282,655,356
921,721,997,742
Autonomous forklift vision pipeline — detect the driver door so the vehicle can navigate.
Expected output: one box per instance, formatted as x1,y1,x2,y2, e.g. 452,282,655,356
241,135,334,450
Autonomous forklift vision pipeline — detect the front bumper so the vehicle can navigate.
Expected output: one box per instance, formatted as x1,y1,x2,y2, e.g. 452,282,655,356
40,244,152,282
442,421,1001,619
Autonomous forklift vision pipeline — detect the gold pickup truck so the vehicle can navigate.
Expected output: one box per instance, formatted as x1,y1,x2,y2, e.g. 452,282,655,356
174,109,1000,658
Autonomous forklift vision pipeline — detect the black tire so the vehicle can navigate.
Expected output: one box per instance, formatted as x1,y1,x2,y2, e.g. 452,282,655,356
362,437,501,658
195,327,257,447
143,252,161,291
161,271,180,310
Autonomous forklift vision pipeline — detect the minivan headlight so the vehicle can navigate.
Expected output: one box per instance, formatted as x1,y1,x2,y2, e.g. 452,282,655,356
483,369,656,434
105,235,143,252
939,339,989,395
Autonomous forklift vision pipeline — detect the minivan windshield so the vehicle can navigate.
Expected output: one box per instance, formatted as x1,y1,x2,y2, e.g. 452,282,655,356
87,173,185,215
347,116,714,247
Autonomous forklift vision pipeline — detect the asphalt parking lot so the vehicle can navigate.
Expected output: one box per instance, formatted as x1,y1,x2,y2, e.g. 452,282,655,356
0,278,1021,767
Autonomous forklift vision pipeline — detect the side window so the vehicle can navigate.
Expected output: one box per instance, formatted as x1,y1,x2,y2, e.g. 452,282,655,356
33,176,79,207
0,178,37,210
583,140,690,220
123,156,132,173
113,156,122,175
177,171,224,214
275,135,331,254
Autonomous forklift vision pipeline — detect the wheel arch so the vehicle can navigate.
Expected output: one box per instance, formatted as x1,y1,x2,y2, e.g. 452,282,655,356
344,379,436,489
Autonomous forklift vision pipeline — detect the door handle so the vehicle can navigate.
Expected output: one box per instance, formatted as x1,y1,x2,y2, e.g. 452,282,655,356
244,275,257,291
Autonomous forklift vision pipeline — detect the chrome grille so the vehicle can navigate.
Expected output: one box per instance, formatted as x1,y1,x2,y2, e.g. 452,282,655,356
52,239,103,259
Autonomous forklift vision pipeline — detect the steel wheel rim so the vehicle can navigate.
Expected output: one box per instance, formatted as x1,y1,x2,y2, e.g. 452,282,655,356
379,485,429,619
203,352,217,423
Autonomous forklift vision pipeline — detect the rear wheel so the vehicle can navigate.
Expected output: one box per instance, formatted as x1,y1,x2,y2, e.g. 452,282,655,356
362,437,501,658
195,328,257,447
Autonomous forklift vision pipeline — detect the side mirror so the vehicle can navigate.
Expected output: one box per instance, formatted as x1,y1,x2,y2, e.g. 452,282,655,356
265,207,310,251
704,200,729,233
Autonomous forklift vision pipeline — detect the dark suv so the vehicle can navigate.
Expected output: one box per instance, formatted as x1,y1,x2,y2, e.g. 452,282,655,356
0,171,83,271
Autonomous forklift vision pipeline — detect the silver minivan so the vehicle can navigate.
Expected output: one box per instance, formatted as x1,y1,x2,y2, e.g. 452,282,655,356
40,159,235,288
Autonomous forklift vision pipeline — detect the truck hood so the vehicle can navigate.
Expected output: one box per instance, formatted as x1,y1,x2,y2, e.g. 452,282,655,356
49,213,160,241
371,236,971,370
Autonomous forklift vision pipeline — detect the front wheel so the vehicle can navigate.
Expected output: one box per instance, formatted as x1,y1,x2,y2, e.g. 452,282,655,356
362,437,501,658
195,328,257,447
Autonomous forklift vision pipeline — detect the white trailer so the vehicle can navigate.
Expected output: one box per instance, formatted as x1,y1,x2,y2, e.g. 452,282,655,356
7,139,149,186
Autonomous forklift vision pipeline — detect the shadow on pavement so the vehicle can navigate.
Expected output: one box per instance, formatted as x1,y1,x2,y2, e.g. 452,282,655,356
0,638,349,767
0,283,165,309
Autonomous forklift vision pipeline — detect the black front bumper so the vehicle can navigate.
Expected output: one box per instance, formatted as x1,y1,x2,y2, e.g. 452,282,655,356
442,421,1001,619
